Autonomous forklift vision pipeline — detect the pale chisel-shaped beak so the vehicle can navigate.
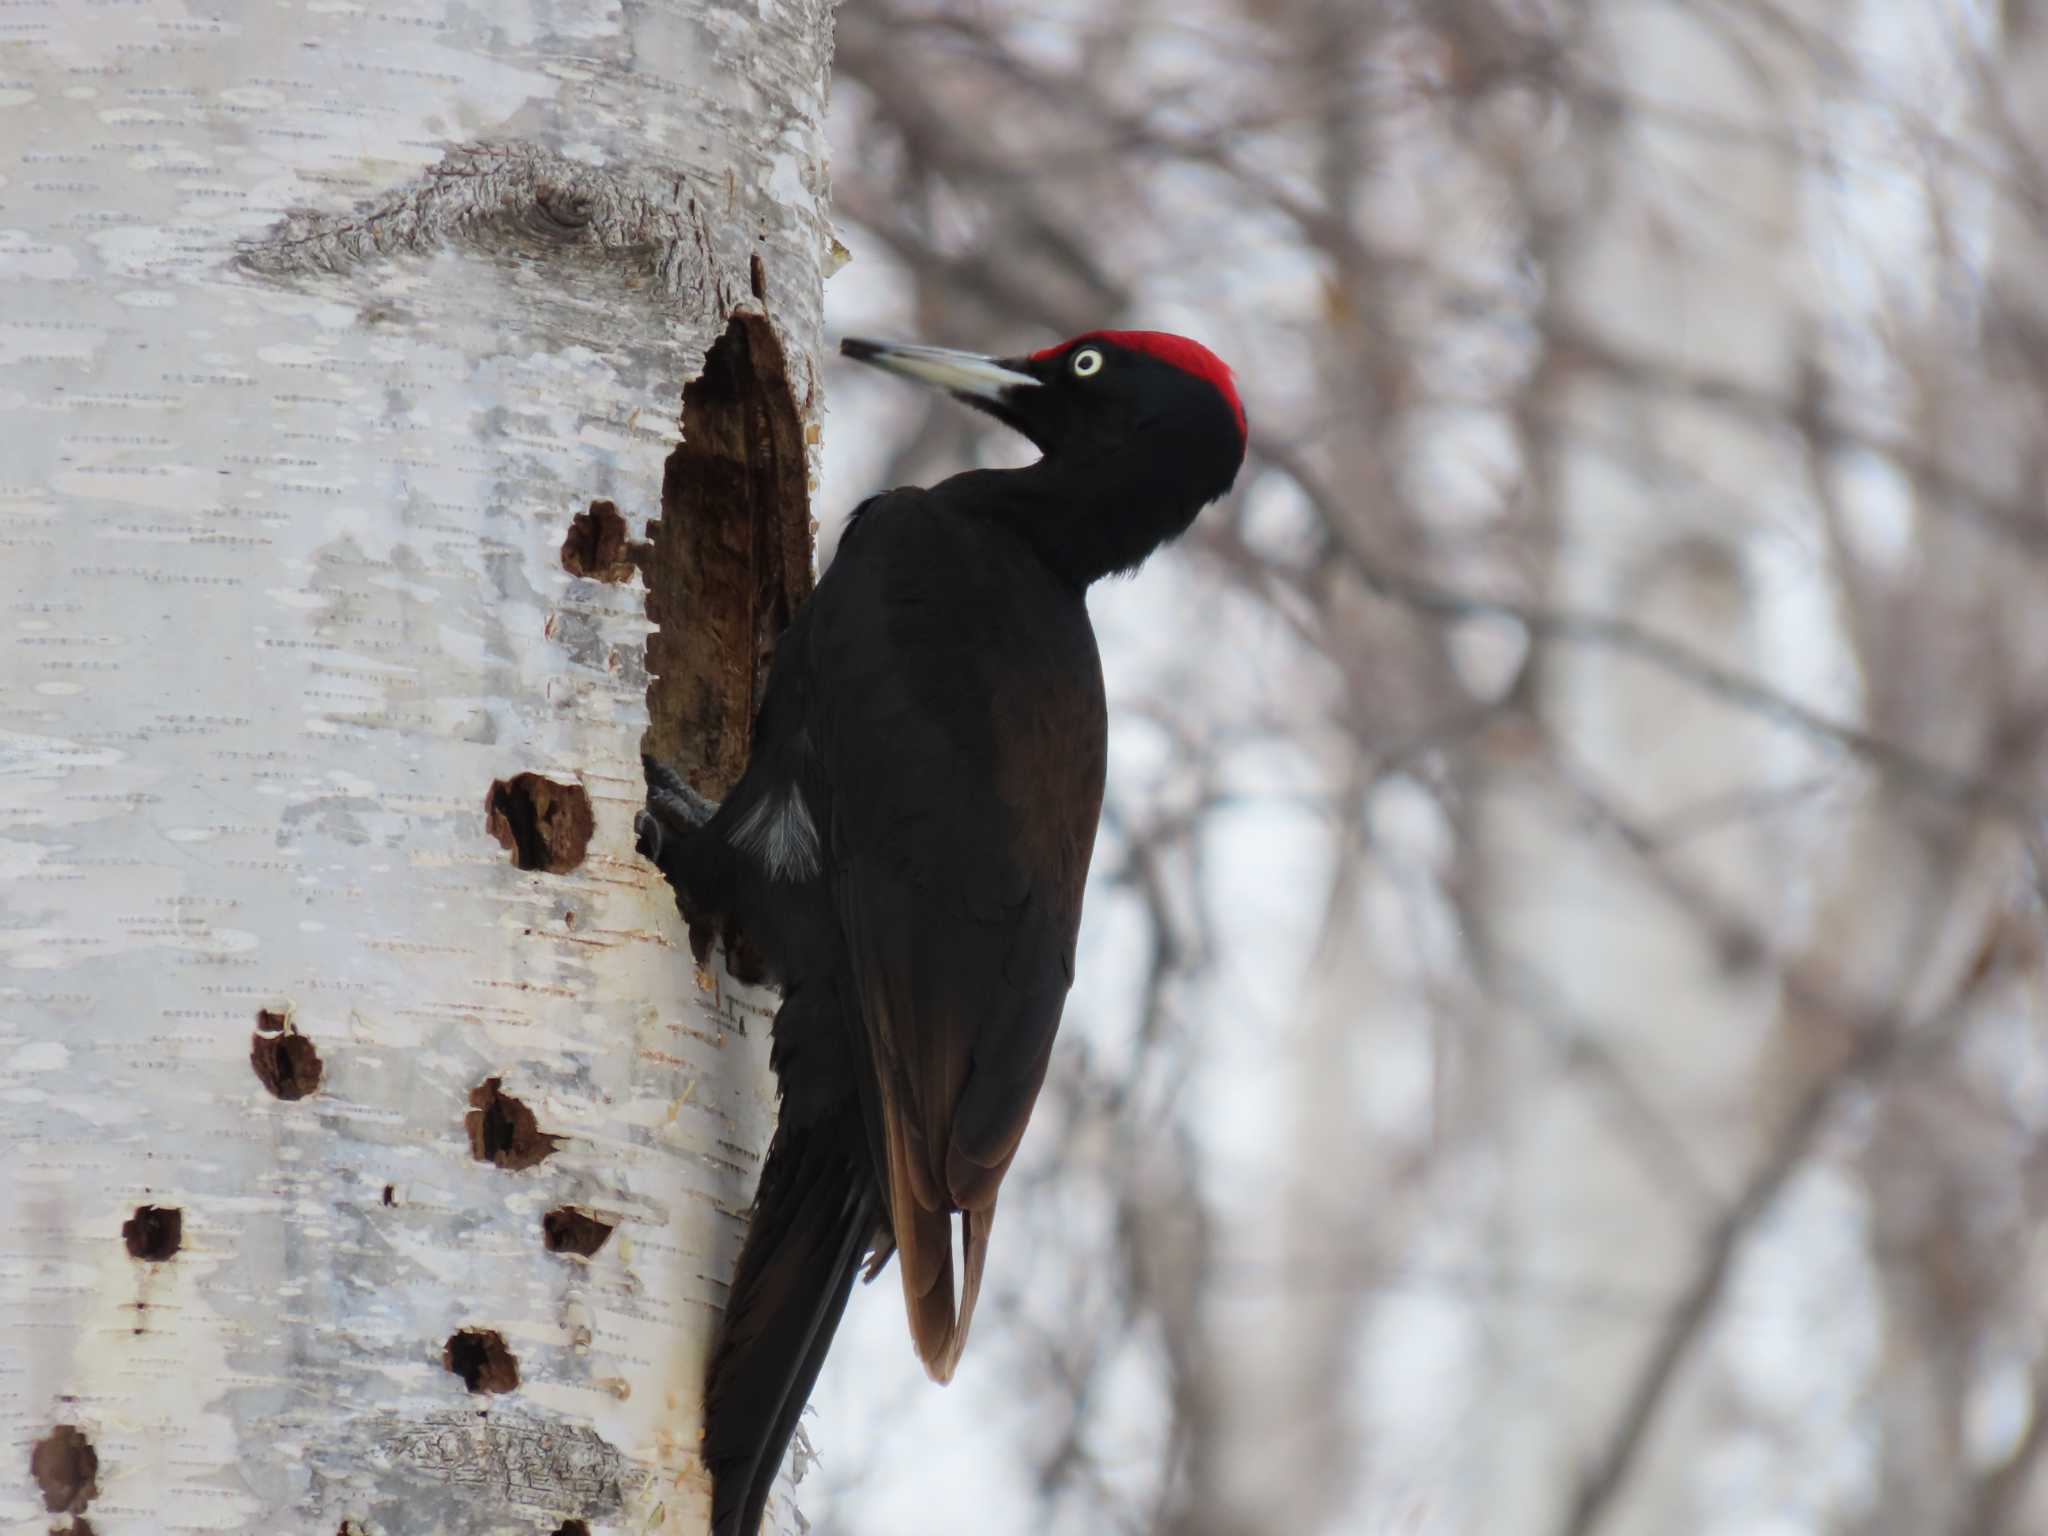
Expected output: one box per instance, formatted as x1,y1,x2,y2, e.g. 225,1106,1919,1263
840,337,1042,403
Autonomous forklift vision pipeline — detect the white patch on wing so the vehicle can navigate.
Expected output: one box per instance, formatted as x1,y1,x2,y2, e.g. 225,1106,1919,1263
729,787,822,881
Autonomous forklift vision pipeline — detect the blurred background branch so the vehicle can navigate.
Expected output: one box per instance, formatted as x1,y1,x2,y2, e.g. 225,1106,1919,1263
804,3,2048,1532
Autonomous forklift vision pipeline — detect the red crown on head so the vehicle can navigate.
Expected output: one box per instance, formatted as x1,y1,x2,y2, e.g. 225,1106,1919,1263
1032,330,1246,441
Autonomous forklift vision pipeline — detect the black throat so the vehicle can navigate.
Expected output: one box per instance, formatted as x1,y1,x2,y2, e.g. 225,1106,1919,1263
970,444,1214,589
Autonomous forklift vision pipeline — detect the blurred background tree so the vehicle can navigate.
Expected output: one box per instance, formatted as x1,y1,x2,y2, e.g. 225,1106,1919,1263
801,3,2048,1533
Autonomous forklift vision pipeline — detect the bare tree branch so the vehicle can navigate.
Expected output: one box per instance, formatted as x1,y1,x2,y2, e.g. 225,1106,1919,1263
1262,440,2043,824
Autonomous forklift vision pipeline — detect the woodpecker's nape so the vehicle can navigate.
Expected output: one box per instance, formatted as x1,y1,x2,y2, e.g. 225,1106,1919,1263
641,328,1243,1536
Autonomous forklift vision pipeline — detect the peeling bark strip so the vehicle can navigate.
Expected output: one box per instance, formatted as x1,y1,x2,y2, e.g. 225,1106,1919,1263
642,312,815,795
381,1411,647,1513
235,144,748,310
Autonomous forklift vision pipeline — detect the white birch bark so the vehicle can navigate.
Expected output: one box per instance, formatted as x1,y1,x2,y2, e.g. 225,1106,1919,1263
1,4,834,1532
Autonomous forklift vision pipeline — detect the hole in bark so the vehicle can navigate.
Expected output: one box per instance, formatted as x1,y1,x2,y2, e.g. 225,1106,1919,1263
255,1006,289,1033
542,1208,615,1257
533,183,592,232
122,1205,181,1262
250,1026,322,1100
466,1078,563,1171
749,252,766,300
641,310,814,800
443,1328,519,1394
486,773,594,874
552,1522,592,1536
560,499,643,583
381,1184,396,1207
30,1424,98,1514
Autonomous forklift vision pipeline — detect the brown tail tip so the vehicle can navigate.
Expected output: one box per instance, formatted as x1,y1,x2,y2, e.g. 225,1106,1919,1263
899,1203,994,1382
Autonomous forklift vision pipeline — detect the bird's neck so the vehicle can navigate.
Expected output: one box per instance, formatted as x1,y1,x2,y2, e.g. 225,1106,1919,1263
977,457,1197,588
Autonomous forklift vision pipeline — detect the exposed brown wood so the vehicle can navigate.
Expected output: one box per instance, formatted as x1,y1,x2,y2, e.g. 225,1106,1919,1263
642,311,815,798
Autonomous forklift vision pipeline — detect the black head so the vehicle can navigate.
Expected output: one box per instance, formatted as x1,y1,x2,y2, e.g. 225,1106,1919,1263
841,330,1247,583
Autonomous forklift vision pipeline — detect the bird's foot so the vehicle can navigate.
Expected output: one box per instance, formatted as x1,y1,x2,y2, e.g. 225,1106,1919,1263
635,755,716,915
639,754,719,848
636,755,768,983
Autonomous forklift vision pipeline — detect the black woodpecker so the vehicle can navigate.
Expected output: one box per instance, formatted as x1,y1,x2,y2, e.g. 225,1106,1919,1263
636,329,1247,1536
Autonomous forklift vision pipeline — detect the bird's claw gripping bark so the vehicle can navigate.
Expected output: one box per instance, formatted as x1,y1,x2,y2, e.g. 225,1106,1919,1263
635,754,714,904
636,754,765,982
631,807,665,865
640,755,718,839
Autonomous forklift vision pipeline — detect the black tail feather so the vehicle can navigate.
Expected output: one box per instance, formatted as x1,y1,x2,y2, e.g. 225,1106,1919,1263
705,1108,879,1536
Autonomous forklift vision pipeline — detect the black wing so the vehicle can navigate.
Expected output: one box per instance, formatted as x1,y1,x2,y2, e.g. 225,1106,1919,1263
807,486,1106,1380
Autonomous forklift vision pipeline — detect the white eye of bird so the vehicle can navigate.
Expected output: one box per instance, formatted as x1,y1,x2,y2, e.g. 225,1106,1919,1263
1070,347,1104,377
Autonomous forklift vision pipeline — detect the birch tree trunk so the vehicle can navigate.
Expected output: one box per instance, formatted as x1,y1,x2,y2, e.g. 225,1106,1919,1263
2,5,834,1533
